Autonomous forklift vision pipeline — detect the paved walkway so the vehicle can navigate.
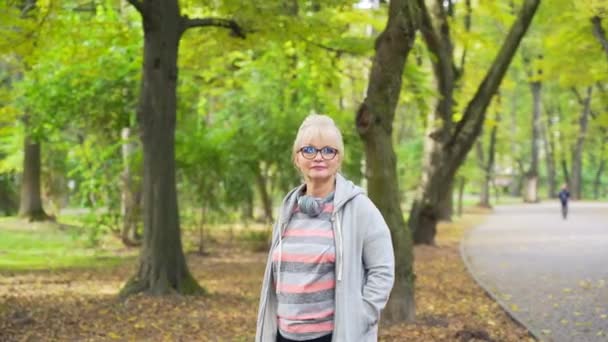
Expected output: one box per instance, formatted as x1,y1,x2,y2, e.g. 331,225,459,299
461,202,608,342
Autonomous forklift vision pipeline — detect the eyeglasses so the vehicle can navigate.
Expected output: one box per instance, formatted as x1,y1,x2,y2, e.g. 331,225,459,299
298,146,339,160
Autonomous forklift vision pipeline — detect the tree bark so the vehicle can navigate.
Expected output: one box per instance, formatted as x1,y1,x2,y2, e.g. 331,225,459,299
18,135,49,221
0,173,18,216
356,0,417,323
509,159,525,197
410,0,541,245
543,107,557,197
561,157,570,187
457,176,466,217
593,137,606,200
438,180,453,221
120,127,142,247
122,0,195,297
591,16,608,61
255,164,274,223
121,0,243,297
523,80,541,203
570,86,592,199
479,111,499,208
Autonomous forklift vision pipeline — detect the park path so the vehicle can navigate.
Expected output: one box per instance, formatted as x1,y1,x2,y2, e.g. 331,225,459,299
461,202,608,342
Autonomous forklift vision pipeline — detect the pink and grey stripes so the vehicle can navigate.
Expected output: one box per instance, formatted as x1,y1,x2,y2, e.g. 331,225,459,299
272,203,335,340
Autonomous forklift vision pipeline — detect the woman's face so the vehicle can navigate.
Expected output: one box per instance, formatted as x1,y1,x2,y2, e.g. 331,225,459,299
294,134,342,184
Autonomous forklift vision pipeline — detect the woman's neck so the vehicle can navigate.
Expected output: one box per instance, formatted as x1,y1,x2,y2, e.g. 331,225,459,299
305,177,336,198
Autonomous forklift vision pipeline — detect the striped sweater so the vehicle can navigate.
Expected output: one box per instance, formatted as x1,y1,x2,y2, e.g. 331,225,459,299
272,195,335,340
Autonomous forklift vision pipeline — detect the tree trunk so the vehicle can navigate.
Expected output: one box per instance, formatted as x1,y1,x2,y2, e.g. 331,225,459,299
410,0,541,244
593,138,606,200
121,127,142,247
523,80,541,203
438,180,453,221
356,0,417,323
543,109,557,198
18,136,49,221
241,190,254,223
570,86,592,200
457,176,466,217
508,96,523,197
198,205,208,255
121,0,202,297
509,159,524,196
591,16,608,61
0,172,18,216
561,157,570,187
480,117,498,208
255,164,274,223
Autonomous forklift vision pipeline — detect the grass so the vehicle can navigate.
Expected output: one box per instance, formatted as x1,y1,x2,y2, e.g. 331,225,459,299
0,217,128,271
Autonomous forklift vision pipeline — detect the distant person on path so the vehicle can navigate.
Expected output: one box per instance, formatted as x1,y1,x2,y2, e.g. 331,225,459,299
558,184,570,219
255,114,395,342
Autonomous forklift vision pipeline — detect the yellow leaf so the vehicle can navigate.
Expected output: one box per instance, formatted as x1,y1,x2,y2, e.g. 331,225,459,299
108,332,121,340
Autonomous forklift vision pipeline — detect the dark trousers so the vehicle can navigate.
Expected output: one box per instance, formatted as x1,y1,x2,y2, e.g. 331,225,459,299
277,331,332,342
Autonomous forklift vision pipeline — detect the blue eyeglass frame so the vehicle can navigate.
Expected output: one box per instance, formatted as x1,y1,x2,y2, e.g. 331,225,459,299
299,146,339,160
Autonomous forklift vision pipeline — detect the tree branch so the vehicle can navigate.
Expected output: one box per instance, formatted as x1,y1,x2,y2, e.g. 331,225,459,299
296,34,357,56
448,0,541,161
591,16,608,61
416,0,443,64
417,0,457,129
571,87,584,105
126,0,144,15
180,17,245,38
458,0,472,74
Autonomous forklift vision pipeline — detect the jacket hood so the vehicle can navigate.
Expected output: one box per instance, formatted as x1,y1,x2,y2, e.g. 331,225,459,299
278,173,364,225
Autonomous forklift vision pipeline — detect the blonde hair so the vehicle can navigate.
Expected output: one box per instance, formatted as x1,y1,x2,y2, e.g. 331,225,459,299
292,114,344,163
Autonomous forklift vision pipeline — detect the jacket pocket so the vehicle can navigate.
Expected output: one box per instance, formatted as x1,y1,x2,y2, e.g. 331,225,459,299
360,297,378,334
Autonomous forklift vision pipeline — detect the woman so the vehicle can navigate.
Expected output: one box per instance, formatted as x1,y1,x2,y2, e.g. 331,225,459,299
256,114,395,342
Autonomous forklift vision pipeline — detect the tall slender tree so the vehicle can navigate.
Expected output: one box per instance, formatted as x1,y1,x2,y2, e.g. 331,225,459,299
477,96,501,207
542,105,558,198
570,86,593,199
522,54,542,203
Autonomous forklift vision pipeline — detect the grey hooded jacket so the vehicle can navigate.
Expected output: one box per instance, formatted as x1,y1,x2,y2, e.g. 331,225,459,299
255,173,395,342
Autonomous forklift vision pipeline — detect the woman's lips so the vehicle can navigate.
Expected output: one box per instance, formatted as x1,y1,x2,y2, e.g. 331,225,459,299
311,166,326,170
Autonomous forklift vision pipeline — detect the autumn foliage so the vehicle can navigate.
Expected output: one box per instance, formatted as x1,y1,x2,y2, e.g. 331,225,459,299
0,212,533,341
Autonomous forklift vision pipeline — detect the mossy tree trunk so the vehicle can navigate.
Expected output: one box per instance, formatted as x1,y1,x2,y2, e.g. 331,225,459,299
356,0,417,323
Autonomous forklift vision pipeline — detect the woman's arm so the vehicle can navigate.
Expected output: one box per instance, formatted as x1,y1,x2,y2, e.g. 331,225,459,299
360,198,395,325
